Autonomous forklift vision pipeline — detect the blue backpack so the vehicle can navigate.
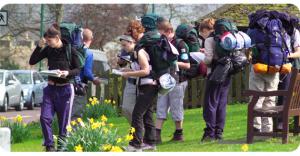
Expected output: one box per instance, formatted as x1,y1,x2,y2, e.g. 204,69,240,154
248,14,290,67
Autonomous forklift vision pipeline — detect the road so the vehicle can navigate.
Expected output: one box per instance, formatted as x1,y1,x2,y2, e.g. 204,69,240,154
0,107,41,123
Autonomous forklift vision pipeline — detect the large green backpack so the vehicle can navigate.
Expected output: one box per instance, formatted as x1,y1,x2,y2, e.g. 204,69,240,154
60,22,86,68
135,30,178,78
175,24,200,52
213,18,239,58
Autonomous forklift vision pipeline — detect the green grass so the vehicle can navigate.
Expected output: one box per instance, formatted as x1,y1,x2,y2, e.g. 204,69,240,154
11,104,300,152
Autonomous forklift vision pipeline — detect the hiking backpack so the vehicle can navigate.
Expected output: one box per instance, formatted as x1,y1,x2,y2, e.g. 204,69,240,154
134,30,178,79
213,19,250,74
248,11,291,70
175,24,207,79
60,22,86,69
60,22,87,95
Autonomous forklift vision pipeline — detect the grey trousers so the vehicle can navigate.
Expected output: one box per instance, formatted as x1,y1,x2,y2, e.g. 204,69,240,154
121,81,137,123
71,95,87,121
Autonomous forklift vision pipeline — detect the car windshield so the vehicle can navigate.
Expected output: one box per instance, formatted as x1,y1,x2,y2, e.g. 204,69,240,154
14,73,32,84
0,72,3,84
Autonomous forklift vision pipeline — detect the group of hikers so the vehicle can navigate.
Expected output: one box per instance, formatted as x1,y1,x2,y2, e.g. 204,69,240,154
28,9,300,152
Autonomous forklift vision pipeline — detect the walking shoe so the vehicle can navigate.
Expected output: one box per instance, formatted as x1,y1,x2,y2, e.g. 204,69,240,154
45,146,56,152
141,143,157,151
155,129,162,144
125,145,142,152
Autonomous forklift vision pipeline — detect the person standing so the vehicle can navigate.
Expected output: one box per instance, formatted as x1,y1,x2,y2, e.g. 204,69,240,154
29,24,81,152
70,28,101,121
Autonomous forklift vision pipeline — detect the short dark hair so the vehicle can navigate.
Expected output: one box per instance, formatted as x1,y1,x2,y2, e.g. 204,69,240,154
44,23,61,38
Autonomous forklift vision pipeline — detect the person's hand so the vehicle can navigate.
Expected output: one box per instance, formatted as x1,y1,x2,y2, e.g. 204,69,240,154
92,78,101,85
38,38,46,48
122,72,130,79
58,70,69,78
120,68,133,72
200,48,205,53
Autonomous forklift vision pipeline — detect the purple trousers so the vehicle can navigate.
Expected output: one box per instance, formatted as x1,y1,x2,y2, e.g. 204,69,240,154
40,84,74,147
203,76,231,137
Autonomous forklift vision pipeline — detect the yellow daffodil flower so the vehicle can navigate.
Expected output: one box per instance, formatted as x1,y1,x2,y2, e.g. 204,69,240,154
117,138,122,143
130,127,135,134
66,125,72,132
101,115,108,122
102,144,112,151
74,144,83,152
241,144,249,152
125,134,133,141
110,146,123,152
71,120,77,126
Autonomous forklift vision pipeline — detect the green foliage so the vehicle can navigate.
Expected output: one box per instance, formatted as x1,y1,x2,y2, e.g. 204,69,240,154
82,97,119,120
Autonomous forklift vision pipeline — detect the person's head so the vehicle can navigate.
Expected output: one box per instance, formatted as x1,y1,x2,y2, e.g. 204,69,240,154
157,21,174,40
119,35,136,53
43,23,62,48
82,28,93,48
125,20,145,41
199,18,215,39
141,13,160,32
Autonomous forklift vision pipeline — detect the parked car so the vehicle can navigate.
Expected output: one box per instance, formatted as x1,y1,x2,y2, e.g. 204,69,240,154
0,69,25,112
11,70,47,109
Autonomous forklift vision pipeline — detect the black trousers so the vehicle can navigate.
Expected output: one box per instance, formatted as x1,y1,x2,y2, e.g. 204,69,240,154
129,84,158,148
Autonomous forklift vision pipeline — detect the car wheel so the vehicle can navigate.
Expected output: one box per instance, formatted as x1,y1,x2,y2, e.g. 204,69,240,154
27,94,35,110
15,94,24,111
0,95,8,112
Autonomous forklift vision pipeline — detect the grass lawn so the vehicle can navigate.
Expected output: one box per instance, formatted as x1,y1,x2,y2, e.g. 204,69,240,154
11,104,300,152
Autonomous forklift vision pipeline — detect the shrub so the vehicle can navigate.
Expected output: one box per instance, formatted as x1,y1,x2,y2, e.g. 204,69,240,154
61,115,134,152
0,115,30,143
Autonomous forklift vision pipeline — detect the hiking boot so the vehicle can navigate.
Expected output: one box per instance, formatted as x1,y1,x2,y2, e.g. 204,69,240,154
215,129,223,141
201,128,215,142
201,133,215,142
171,129,184,141
45,146,56,152
171,132,184,141
254,127,261,133
125,145,142,152
141,143,157,151
155,129,162,144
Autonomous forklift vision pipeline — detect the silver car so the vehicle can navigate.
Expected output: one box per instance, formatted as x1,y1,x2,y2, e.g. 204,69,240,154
0,69,25,112
12,70,47,110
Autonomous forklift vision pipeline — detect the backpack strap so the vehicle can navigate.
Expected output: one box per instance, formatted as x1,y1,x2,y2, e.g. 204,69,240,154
66,43,72,68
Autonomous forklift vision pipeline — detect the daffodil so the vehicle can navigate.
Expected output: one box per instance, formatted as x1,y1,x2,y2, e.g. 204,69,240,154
66,125,72,132
71,120,77,126
241,144,249,152
125,134,133,141
89,97,93,103
112,100,116,105
14,115,23,123
89,118,94,124
101,115,108,122
103,128,109,134
116,138,122,143
77,118,83,123
108,99,111,104
130,127,135,134
104,99,108,104
23,123,27,127
109,123,114,127
74,144,83,152
102,144,112,151
110,146,123,152
0,116,7,121
91,122,101,130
